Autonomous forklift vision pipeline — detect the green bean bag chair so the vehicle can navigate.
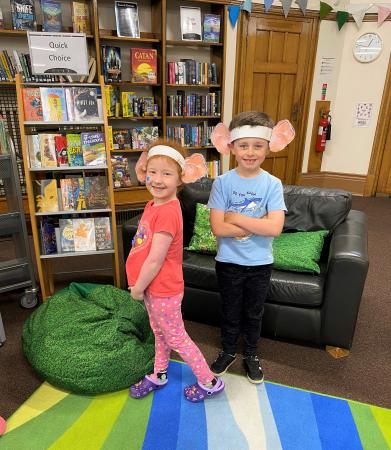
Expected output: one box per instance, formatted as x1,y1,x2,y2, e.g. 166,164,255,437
22,283,154,395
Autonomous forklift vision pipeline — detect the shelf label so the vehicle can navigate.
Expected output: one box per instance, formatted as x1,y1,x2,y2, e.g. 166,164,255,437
27,32,88,76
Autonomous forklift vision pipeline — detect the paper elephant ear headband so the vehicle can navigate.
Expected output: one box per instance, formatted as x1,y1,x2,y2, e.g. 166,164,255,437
135,145,208,184
210,120,295,154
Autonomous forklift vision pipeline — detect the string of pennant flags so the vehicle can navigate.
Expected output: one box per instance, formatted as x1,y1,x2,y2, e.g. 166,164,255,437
228,1,391,30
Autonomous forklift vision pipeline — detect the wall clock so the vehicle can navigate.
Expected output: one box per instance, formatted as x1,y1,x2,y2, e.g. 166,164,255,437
353,32,383,63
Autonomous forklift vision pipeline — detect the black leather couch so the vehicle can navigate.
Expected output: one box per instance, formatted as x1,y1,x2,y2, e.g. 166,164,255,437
122,179,369,351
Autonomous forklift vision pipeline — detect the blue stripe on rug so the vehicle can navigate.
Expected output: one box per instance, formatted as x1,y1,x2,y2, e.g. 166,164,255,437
176,363,208,450
311,394,363,450
265,383,322,450
142,361,182,450
257,384,283,450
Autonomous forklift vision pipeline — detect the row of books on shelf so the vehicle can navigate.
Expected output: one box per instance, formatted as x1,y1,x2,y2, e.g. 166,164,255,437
23,86,102,122
167,61,218,85
109,125,158,151
167,92,221,117
40,217,112,255
1,0,90,33
166,123,214,147
27,132,106,168
105,86,158,118
35,176,109,213
102,46,157,84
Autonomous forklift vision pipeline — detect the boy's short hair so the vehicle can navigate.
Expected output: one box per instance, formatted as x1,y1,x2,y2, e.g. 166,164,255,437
229,111,275,131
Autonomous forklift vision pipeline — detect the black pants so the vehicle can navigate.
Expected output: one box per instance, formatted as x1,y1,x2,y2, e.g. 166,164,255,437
215,261,272,356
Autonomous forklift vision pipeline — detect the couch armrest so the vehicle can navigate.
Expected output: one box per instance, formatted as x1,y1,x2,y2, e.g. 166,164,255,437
321,210,369,349
122,215,141,262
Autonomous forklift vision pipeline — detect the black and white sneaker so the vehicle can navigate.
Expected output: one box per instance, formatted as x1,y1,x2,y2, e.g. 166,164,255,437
210,351,237,376
243,355,264,384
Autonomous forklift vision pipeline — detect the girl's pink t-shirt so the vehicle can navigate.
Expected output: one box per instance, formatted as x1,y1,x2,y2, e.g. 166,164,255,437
126,199,184,296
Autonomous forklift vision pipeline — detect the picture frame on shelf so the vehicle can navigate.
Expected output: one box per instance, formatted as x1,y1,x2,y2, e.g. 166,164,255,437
180,6,202,41
115,1,140,38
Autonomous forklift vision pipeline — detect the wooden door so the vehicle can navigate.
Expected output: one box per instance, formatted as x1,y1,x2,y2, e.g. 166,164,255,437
233,10,318,184
376,121,391,195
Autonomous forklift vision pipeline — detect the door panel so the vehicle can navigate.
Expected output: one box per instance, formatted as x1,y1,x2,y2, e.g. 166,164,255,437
376,122,391,194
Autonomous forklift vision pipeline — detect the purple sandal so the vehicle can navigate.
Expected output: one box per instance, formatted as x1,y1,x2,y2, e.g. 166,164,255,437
184,377,225,402
130,375,167,399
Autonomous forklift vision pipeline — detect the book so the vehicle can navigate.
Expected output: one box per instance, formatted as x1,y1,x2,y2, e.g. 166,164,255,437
113,129,131,150
130,48,157,84
35,179,59,212
54,135,68,166
39,133,58,167
40,87,68,122
84,176,109,209
94,217,113,250
59,218,74,252
0,7,4,29
73,218,96,252
107,126,114,151
115,1,140,38
22,88,43,121
111,155,132,188
59,178,74,210
105,85,121,117
72,87,101,121
81,132,106,166
72,1,91,33
101,46,121,83
40,218,57,254
203,14,220,43
11,0,37,30
26,134,41,168
66,133,83,166
180,6,202,41
121,91,136,117
131,126,158,150
71,177,86,210
41,0,62,32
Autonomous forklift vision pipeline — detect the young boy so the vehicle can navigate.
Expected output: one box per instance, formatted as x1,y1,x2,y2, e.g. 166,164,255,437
207,111,294,383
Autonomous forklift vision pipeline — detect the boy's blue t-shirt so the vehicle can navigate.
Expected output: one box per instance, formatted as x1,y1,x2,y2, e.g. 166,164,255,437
207,169,287,266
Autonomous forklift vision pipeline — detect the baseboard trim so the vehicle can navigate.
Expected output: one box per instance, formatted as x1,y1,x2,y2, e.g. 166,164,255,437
298,172,367,195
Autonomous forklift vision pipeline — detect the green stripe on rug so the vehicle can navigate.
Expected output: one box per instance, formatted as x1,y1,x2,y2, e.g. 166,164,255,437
102,395,153,450
0,394,92,450
349,401,390,450
48,390,128,450
370,405,391,448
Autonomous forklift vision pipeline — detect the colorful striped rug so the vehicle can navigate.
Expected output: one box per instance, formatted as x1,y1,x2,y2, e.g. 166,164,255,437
1,360,390,450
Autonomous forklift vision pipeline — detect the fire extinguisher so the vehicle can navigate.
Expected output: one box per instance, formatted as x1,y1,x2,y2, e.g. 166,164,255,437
315,113,329,152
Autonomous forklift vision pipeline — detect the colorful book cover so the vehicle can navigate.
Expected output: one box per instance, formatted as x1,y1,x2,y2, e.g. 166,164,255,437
40,218,57,254
54,135,68,166
131,126,158,150
107,126,113,151
41,0,62,32
40,87,68,122
73,218,96,252
26,134,41,168
141,96,154,116
94,217,113,250
59,218,74,252
202,14,220,43
115,1,139,38
39,134,58,167
104,85,121,117
84,176,109,209
111,155,132,188
131,48,157,84
71,177,86,210
59,178,74,211
72,1,91,33
81,132,106,166
23,88,43,121
112,129,131,150
101,46,121,83
35,179,59,213
121,91,136,117
72,87,101,121
66,133,83,166
10,0,37,30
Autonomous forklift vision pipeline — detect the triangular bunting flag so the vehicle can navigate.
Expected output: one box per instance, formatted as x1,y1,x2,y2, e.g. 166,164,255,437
320,2,333,20
336,10,349,30
295,0,308,15
264,0,274,12
281,0,293,17
347,4,372,28
228,6,240,27
241,0,252,13
377,5,391,26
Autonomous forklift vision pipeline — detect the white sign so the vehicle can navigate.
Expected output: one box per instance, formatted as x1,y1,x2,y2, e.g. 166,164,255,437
353,102,373,128
27,32,88,76
319,57,336,80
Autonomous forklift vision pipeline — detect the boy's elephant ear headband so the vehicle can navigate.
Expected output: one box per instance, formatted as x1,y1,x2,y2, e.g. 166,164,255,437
135,145,208,184
211,120,295,154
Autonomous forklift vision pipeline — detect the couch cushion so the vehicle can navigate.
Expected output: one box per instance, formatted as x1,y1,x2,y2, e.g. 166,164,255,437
183,250,219,292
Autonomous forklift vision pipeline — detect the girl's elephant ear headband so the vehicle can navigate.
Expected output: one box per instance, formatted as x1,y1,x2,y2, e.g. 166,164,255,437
135,145,208,184
211,120,295,154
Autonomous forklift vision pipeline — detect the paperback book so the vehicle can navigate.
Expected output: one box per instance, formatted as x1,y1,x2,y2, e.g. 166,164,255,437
84,176,109,209
41,0,62,32
72,1,91,33
101,46,121,83
71,177,86,210
35,179,59,213
131,126,158,150
66,133,83,166
60,178,74,211
131,48,157,84
59,218,74,252
40,87,68,122
202,14,220,43
54,135,68,166
111,155,132,188
26,134,41,168
73,218,96,252
94,217,113,250
81,132,106,166
40,218,57,254
39,133,58,167
23,88,43,121
11,0,37,30
113,129,131,150
115,1,140,38
72,87,101,121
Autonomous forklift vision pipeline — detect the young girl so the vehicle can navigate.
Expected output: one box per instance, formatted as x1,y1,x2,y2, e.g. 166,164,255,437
126,139,224,402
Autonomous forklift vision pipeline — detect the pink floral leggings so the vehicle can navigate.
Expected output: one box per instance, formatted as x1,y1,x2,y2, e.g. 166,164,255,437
144,291,215,386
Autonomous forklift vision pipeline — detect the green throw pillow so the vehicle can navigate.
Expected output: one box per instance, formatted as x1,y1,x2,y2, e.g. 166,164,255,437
185,203,217,254
272,230,329,274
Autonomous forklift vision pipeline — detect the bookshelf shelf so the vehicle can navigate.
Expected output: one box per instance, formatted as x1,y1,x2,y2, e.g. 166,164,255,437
114,186,147,192
24,121,105,126
99,35,161,43
185,145,215,150
0,81,16,85
166,84,221,88
40,249,115,259
166,40,223,47
0,29,28,36
22,83,101,88
108,116,162,121
35,208,112,216
29,166,108,172
167,116,221,120
107,81,161,87
111,149,141,154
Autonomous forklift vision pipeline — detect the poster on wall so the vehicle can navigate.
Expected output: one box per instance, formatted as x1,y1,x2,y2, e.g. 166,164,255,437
353,103,374,128
319,57,336,79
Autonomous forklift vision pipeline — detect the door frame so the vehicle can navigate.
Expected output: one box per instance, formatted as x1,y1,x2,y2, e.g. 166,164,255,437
364,55,391,196
232,6,319,183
